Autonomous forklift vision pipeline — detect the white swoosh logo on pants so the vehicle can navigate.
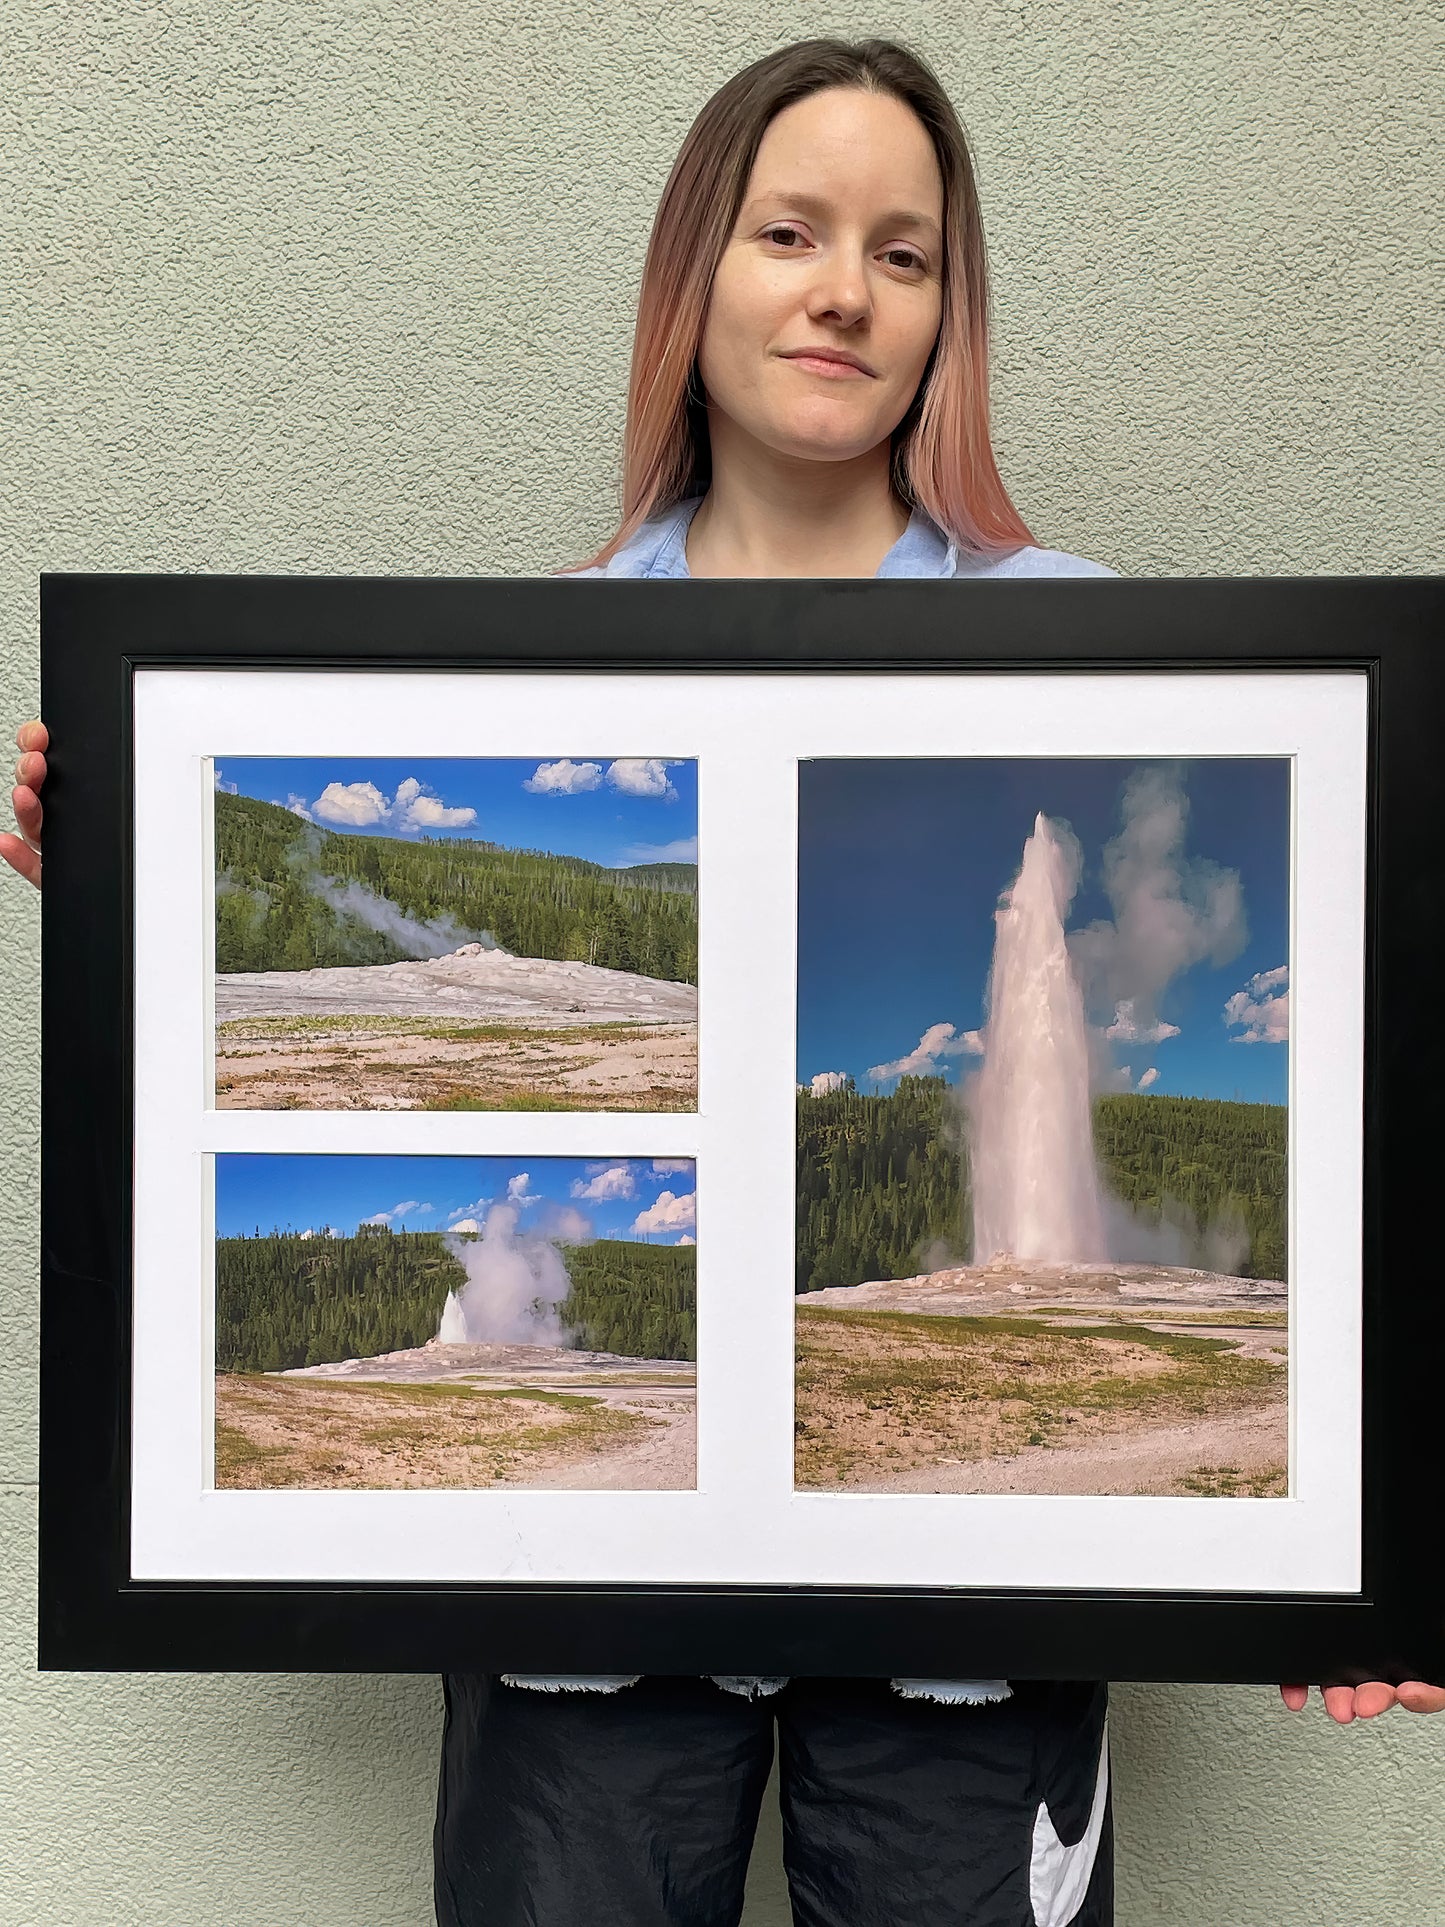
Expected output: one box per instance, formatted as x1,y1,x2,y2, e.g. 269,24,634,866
1029,1720,1109,1927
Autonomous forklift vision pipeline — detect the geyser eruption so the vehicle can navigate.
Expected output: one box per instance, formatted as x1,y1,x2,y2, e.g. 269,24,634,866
969,813,1107,1264
436,1202,573,1346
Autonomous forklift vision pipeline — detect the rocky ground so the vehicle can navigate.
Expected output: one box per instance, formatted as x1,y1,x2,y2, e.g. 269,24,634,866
795,1259,1288,1497
213,944,697,1110
216,1338,696,1490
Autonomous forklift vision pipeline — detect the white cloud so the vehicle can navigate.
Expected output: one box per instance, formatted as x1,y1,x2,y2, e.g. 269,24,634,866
1104,999,1181,1045
285,794,315,822
449,1217,482,1235
809,1071,849,1095
506,1172,538,1205
571,1163,637,1202
310,776,475,832
650,1159,693,1176
313,780,390,827
1138,1066,1160,1089
607,758,676,799
297,1227,315,1240
867,1022,985,1083
213,767,238,795
447,1199,487,1226
622,837,698,864
392,775,477,831
525,759,602,795
632,1189,696,1235
1224,965,1290,1044
364,1199,431,1226
675,1233,696,1246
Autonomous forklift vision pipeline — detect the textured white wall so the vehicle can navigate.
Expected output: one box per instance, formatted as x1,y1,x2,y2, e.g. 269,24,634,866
2,2,1441,1921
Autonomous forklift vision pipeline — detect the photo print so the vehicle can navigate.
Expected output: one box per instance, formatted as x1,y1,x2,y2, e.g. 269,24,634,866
212,756,698,1110
795,758,1290,1498
214,1154,698,1491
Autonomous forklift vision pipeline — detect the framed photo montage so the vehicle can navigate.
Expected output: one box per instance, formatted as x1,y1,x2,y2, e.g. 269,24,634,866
37,571,1444,1684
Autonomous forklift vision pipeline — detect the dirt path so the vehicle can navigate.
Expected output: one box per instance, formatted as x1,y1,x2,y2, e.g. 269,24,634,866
794,1293,1288,1497
501,1387,696,1490
830,1397,1288,1496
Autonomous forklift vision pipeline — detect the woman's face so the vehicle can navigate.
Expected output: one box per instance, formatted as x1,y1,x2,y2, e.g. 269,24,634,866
696,87,945,469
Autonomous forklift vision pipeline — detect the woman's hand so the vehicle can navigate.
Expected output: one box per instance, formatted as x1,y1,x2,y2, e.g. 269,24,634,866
1280,1681,1445,1723
1,720,47,889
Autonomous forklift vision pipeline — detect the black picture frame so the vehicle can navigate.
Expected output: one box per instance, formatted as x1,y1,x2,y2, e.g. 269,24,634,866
37,571,1445,1683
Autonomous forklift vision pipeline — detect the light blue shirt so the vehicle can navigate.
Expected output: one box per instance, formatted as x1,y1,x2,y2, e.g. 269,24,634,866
509,496,1117,1706
574,491,1118,583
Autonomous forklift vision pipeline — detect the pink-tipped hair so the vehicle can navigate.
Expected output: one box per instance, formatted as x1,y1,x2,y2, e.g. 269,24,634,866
562,37,1037,572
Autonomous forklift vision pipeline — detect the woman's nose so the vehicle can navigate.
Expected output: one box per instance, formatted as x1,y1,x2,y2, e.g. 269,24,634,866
804,249,872,328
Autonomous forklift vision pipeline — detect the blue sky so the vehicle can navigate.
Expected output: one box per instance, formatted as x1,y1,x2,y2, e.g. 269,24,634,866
798,758,1290,1106
215,1155,698,1243
213,757,697,870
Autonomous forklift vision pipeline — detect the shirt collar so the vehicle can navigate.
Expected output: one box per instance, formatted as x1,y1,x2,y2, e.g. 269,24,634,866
603,495,958,579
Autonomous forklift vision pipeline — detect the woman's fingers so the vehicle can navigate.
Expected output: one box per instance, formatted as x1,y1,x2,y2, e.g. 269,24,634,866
1321,1685,1360,1724
13,723,48,826
1396,1680,1445,1715
3,748,43,885
0,826,41,887
15,747,47,793
1279,1679,1440,1721
1352,1680,1398,1719
13,782,42,848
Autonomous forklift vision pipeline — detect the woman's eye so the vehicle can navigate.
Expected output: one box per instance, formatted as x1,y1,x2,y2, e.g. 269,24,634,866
883,247,924,272
764,224,806,248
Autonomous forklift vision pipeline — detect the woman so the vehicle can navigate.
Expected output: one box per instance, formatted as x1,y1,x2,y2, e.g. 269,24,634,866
8,34,1438,1927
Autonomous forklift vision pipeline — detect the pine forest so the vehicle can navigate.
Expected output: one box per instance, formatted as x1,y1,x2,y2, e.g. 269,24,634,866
215,792,698,982
216,1228,697,1371
796,1078,1287,1292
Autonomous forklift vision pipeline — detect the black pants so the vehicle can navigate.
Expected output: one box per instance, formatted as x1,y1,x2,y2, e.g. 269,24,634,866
434,1676,1111,1926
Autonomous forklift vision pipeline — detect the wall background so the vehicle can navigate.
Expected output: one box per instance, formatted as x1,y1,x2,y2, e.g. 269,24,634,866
2,1,1440,1920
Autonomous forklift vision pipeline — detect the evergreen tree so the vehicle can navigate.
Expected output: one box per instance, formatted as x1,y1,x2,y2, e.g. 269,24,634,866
216,1228,696,1370
795,1079,1287,1292
215,792,698,983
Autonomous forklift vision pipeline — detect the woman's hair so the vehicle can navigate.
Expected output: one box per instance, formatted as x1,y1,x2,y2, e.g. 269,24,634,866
564,36,1036,571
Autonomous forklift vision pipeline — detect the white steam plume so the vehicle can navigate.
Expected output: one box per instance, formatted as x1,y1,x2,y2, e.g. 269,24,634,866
303,872,499,960
1069,767,1246,1039
436,1203,576,1347
968,813,1106,1264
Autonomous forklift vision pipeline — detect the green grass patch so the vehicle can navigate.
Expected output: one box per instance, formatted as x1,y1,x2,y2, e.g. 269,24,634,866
1178,1462,1288,1498
217,1014,416,1037
1028,1304,1288,1330
423,1085,692,1112
216,1373,649,1488
797,1305,1235,1356
217,1014,667,1043
415,1021,651,1043
794,1304,1286,1484
423,1088,587,1112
